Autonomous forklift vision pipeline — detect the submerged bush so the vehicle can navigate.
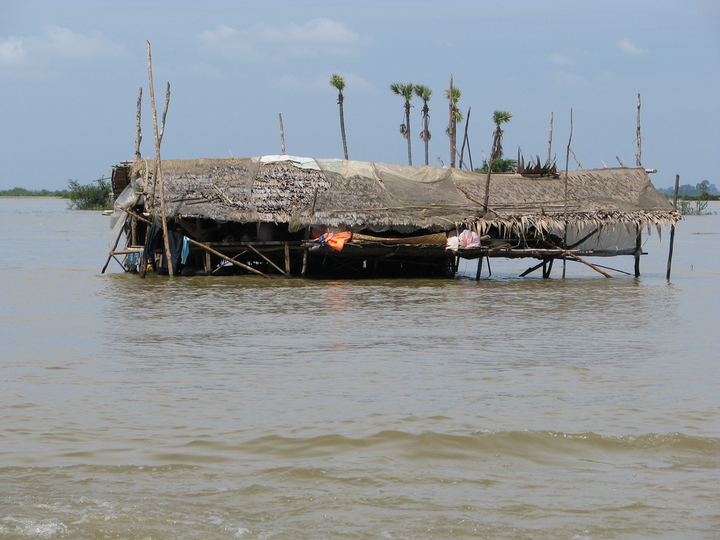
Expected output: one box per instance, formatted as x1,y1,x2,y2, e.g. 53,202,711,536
67,178,112,210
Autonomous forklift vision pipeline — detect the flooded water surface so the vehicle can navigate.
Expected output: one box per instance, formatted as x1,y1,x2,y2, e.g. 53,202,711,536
1,197,719,539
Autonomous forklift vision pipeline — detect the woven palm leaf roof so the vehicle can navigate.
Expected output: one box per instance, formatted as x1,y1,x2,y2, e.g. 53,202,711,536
130,156,677,234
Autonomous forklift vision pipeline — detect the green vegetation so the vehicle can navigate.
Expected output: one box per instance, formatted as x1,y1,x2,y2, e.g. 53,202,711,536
476,158,518,173
66,178,112,210
1,178,112,209
677,200,712,215
0,187,70,197
661,180,719,200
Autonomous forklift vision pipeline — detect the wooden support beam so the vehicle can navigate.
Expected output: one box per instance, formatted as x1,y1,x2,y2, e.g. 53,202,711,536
284,242,291,278
119,206,271,279
520,260,545,277
243,242,286,275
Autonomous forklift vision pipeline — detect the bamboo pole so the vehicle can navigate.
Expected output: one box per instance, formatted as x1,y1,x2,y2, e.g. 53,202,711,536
460,107,471,170
134,87,142,159
666,173,680,280
634,224,642,277
284,242,291,278
569,148,584,169
562,108,573,278
279,113,286,154
548,244,612,278
147,41,174,277
448,75,455,168
101,223,125,274
243,242,286,275
547,111,553,165
636,93,642,167
119,207,271,279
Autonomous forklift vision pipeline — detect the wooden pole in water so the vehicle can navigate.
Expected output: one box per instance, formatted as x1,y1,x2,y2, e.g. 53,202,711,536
284,242,291,278
147,41,174,277
634,224,642,277
666,173,680,280
562,108,573,278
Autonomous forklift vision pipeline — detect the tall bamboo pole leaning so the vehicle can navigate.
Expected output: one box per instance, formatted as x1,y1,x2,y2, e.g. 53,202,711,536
562,108,573,278
147,41,174,277
547,111,553,165
666,174,680,280
448,75,455,168
636,93,642,167
134,88,142,159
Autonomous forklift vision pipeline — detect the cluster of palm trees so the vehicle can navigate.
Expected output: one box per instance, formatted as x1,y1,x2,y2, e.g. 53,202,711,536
329,74,512,169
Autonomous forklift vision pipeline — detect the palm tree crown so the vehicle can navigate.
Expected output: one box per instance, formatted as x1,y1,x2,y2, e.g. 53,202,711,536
330,73,345,97
491,110,512,160
492,110,512,128
445,87,464,125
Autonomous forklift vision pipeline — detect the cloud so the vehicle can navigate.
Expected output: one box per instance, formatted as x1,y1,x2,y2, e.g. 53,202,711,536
617,39,644,55
0,26,124,72
548,54,573,66
550,70,589,88
197,18,371,62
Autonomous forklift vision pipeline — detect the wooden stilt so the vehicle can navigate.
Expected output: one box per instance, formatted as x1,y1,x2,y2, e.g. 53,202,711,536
301,248,308,277
634,225,642,277
666,174,680,280
475,256,483,280
284,242,291,278
204,251,211,273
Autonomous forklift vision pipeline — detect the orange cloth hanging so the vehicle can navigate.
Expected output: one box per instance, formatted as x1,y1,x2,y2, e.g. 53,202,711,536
316,231,352,251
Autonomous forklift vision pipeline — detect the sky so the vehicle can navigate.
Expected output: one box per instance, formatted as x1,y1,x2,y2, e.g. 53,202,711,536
1,0,718,191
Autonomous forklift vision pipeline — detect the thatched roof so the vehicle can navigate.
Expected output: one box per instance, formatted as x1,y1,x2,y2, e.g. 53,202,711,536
130,156,678,234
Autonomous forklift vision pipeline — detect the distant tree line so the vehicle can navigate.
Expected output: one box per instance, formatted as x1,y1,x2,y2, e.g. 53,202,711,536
659,180,719,200
0,186,70,197
1,178,112,210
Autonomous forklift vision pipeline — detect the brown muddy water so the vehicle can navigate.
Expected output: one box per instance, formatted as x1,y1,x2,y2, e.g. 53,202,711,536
1,197,719,540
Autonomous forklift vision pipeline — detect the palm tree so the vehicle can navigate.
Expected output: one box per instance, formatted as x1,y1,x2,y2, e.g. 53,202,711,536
445,86,463,167
329,74,348,160
483,110,512,210
491,110,512,161
414,84,432,166
390,82,414,165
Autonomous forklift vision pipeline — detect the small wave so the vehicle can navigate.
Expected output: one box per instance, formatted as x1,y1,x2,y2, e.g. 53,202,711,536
236,429,720,469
